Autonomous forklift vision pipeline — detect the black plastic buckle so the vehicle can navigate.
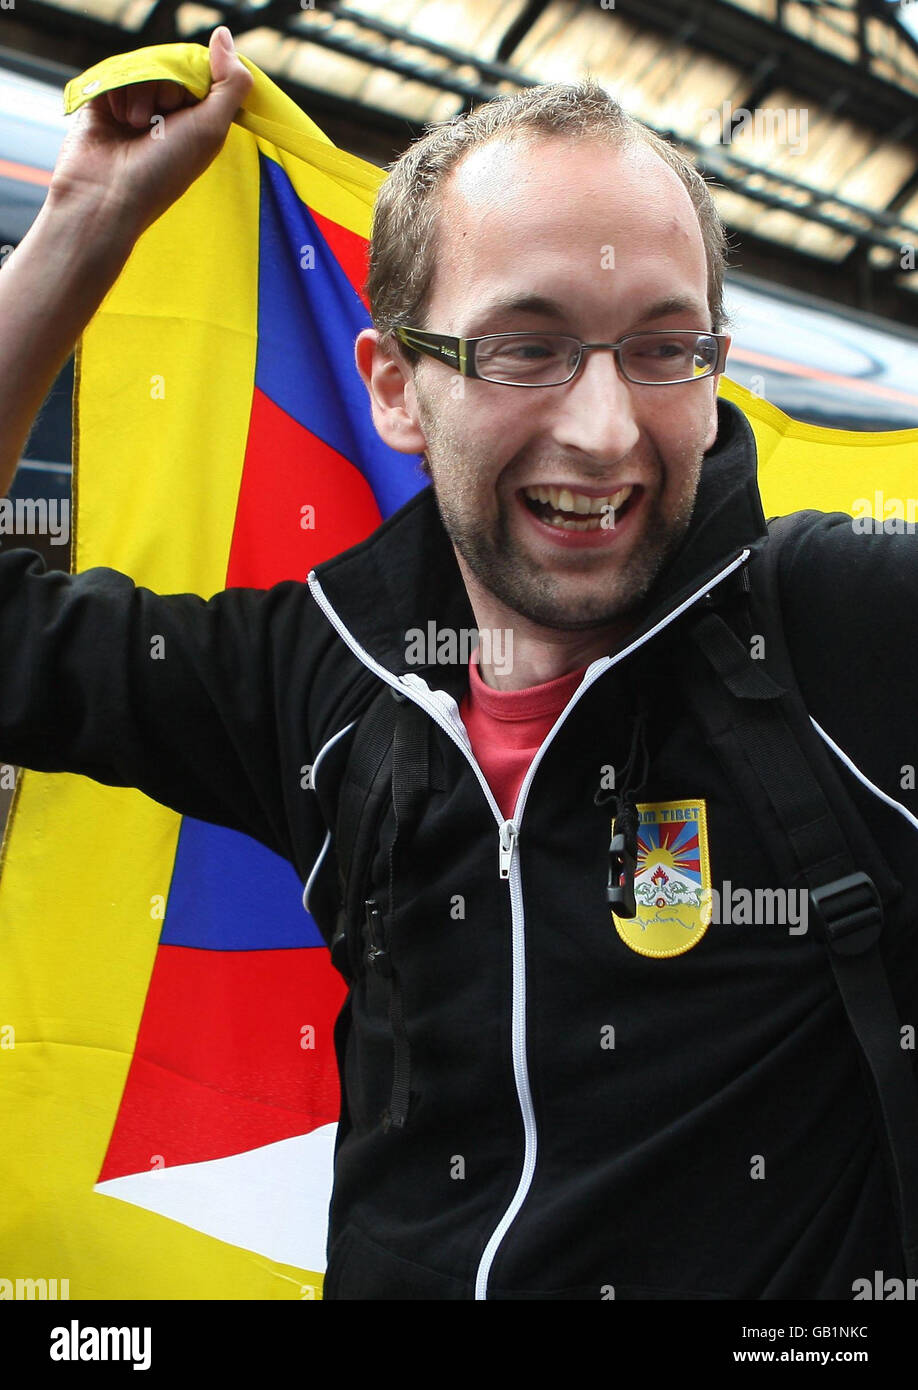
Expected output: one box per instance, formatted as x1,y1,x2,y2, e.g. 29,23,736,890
810,872,882,956
607,829,637,919
364,898,392,977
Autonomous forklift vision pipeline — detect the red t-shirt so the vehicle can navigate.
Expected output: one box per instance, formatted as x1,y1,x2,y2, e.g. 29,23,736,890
459,656,590,820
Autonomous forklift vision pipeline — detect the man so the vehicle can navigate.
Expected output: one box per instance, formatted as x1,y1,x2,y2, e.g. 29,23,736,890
1,27,916,1300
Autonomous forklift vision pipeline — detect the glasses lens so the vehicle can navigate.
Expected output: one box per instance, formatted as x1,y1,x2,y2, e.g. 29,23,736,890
621,332,718,384
473,334,580,385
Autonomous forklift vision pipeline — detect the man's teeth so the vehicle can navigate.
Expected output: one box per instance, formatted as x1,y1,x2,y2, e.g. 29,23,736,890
522,484,634,530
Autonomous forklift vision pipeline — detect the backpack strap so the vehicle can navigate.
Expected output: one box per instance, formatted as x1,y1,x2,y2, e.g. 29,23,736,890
381,691,430,1130
683,513,918,1276
330,685,398,980
331,683,429,975
329,683,431,1128
330,683,430,1131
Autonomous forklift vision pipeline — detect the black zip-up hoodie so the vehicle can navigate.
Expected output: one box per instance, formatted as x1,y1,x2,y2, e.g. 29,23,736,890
2,397,917,1298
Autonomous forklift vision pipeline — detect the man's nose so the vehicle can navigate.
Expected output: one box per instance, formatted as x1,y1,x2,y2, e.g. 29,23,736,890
548,348,640,462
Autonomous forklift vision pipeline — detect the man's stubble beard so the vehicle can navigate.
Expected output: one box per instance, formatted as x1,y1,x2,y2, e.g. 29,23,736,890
418,393,705,632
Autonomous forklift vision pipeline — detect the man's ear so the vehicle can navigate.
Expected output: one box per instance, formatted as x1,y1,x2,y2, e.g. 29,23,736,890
355,328,428,455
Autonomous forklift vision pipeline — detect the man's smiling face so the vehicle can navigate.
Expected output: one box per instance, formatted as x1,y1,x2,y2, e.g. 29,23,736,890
361,132,727,635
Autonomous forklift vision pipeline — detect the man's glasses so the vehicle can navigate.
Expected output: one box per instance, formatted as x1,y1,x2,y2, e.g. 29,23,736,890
393,327,729,387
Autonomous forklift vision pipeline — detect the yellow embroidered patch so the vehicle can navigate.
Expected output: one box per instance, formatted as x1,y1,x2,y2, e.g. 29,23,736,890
613,799,712,959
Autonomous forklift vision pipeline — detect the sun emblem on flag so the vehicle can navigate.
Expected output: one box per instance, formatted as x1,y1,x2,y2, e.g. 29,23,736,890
613,798,711,958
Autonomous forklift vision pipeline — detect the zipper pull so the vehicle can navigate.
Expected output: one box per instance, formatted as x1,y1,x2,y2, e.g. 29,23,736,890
364,898,392,977
498,820,518,880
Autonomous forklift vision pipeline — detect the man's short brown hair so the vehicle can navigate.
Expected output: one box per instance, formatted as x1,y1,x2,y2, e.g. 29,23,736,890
366,80,729,359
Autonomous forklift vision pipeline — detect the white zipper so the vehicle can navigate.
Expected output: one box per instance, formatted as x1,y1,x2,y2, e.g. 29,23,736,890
307,575,505,828
307,550,751,1298
473,823,534,1300
498,820,518,879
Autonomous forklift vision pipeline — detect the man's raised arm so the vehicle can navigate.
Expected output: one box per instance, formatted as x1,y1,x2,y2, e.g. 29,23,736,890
0,31,332,872
0,26,252,496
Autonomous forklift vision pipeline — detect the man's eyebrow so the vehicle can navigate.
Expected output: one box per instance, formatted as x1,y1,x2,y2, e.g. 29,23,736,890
464,295,568,334
632,295,709,325
463,292,709,336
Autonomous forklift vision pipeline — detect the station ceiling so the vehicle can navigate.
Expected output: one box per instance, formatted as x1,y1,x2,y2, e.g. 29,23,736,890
6,0,918,321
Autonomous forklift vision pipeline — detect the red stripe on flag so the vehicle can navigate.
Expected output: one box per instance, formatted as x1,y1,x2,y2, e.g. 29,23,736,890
311,209,371,310
99,945,345,1180
226,388,382,588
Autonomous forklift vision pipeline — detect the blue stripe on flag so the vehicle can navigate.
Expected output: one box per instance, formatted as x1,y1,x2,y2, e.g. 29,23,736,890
256,153,423,518
162,818,325,950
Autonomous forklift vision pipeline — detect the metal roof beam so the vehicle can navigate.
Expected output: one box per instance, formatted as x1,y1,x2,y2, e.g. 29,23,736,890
495,0,549,63
700,159,915,252
611,0,916,135
325,3,540,88
5,1,917,287
183,7,506,104
136,0,184,45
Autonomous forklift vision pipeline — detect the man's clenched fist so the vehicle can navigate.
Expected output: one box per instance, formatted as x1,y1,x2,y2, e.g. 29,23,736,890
47,27,254,244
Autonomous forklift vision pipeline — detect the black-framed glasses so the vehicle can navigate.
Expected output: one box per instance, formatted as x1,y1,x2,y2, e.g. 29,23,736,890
393,327,729,387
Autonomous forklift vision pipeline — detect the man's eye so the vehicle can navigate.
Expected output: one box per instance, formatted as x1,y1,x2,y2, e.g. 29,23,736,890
512,343,553,359
474,335,577,380
488,341,555,360
481,338,566,363
634,340,690,359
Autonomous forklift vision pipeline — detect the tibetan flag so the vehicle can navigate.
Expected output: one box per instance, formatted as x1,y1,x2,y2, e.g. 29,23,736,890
2,41,918,1304
0,43,424,1300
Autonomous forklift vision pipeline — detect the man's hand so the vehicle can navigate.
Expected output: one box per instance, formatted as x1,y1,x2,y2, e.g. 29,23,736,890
47,26,254,242
0,27,255,497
